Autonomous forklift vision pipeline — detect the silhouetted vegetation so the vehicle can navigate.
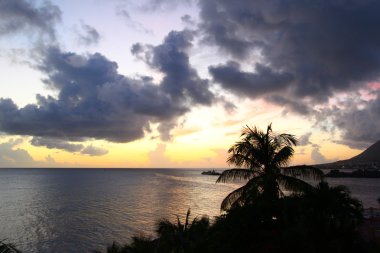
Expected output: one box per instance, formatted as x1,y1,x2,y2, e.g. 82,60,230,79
97,124,379,253
97,186,377,253
326,169,380,178
0,241,22,253
217,124,323,211
155,209,210,253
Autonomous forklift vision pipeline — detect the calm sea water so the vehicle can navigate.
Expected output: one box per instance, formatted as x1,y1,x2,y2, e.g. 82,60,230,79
0,168,379,253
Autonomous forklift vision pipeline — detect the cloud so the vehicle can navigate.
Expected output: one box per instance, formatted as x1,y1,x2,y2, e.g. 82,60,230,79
0,0,61,40
31,137,84,152
147,143,172,167
319,90,380,149
296,148,306,156
45,154,56,164
0,30,215,143
132,30,215,106
298,132,312,146
0,138,84,167
136,0,194,12
311,144,329,164
181,14,196,26
30,136,108,156
80,145,108,156
202,0,380,104
116,8,152,34
0,139,35,167
266,95,311,115
200,0,380,148
76,23,101,46
0,138,59,167
209,61,293,99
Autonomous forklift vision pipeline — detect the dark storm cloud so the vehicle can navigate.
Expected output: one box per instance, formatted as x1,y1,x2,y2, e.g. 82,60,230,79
200,0,380,148
31,137,84,152
266,95,310,115
77,23,100,46
0,0,61,39
132,30,215,106
202,0,380,102
209,61,293,99
0,30,215,143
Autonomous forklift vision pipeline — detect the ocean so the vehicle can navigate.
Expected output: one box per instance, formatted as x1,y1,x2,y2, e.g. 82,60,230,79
0,168,379,252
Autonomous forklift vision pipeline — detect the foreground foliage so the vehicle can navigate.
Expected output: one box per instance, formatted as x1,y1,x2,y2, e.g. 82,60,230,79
97,181,379,253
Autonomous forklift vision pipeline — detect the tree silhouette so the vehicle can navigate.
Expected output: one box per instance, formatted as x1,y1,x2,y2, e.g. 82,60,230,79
156,209,210,253
217,124,323,211
301,181,363,231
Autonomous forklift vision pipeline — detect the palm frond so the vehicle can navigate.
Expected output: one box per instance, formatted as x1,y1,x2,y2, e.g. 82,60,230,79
281,165,324,180
216,168,258,183
220,185,247,211
184,208,190,231
272,146,294,166
277,133,297,146
156,219,177,236
221,176,264,211
277,174,314,193
226,152,253,168
227,142,265,168
242,125,266,149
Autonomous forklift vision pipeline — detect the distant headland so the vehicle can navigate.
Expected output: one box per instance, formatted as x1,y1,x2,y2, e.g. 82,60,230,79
315,140,380,177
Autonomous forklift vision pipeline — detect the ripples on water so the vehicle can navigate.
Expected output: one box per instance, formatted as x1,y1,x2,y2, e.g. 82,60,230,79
0,168,379,252
0,169,236,252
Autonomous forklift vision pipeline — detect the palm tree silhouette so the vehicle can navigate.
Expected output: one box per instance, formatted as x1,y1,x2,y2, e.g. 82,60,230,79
217,124,323,211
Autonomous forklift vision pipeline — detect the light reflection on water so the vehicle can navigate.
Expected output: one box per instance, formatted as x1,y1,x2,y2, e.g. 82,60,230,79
0,168,379,252
0,169,235,252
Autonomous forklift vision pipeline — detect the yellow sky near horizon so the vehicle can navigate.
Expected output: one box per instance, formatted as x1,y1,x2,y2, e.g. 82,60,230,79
0,116,363,168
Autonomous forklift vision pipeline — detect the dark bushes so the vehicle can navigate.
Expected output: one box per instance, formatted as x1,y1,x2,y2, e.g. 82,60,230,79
98,181,379,253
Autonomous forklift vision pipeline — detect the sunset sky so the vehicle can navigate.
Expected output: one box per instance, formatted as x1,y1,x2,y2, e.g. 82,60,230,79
1,0,379,168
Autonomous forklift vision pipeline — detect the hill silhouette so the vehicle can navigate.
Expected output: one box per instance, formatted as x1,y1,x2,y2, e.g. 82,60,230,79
315,140,380,170
346,140,380,163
